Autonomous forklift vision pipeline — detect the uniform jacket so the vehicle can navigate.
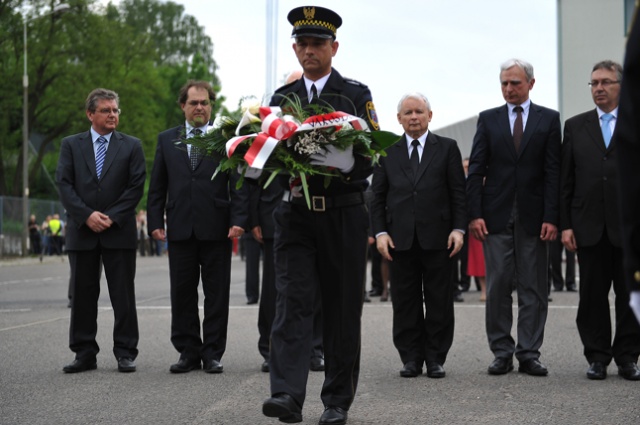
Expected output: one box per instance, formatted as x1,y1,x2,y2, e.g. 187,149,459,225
560,109,620,248
371,132,467,251
146,125,248,241
56,130,145,250
466,102,561,236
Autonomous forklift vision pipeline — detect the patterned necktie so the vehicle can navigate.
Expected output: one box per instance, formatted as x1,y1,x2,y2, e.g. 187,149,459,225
95,136,107,179
190,128,202,170
310,84,318,104
601,113,613,148
410,139,420,175
513,106,524,153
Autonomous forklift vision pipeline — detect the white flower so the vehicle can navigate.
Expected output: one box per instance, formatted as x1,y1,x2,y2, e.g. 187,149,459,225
240,97,262,115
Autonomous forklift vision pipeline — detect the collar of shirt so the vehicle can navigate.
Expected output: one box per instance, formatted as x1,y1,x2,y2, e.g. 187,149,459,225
404,131,429,160
507,98,531,131
304,73,331,99
596,106,618,120
90,128,112,156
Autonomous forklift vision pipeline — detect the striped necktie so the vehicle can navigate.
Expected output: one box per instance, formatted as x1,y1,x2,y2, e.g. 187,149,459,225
95,136,107,179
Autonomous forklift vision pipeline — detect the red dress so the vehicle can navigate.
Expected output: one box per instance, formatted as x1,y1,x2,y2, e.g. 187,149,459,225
467,233,485,277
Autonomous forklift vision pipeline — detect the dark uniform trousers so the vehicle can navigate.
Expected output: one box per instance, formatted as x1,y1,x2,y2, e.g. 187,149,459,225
269,201,368,410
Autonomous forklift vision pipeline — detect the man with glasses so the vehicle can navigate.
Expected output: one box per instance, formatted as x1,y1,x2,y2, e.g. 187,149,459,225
560,60,640,380
147,80,247,374
57,88,145,373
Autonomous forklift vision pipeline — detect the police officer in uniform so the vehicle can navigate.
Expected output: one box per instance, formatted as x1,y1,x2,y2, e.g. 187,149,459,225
261,6,378,425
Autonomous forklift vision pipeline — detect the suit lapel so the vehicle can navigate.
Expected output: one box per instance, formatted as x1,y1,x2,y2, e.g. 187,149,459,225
497,105,516,158
99,131,123,180
585,109,608,153
79,131,98,178
415,132,437,183
173,126,193,170
393,138,414,183
519,102,542,156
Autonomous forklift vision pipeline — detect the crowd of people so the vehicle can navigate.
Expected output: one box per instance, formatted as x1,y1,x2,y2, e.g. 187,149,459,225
52,5,640,425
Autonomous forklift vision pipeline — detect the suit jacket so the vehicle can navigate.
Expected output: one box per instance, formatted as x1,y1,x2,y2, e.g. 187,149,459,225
467,102,561,236
269,67,375,196
248,183,283,240
617,16,640,292
560,109,620,248
371,132,467,251
56,130,146,251
146,125,248,241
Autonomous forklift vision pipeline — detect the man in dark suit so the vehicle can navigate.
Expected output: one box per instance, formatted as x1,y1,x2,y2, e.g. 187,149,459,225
261,6,378,425
618,10,640,325
371,92,466,379
467,59,561,377
147,80,247,374
57,88,145,373
560,60,640,380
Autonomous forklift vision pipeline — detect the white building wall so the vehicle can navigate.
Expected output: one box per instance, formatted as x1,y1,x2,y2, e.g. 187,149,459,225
558,0,627,122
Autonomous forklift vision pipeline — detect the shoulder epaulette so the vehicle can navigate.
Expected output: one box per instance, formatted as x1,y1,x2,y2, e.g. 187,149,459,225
343,77,368,88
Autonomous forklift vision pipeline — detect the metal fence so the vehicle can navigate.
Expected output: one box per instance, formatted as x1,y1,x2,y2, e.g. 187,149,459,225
0,196,64,257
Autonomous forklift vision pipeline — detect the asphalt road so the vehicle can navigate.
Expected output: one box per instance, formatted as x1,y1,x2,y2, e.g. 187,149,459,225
0,254,638,425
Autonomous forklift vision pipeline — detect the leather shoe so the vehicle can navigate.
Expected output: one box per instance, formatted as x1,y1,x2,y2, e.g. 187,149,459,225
518,358,548,376
400,361,422,377
566,284,577,292
426,362,445,378
453,293,464,302
319,406,348,425
310,356,325,372
488,357,513,375
203,358,223,373
586,362,607,380
368,288,382,297
117,357,136,373
63,358,97,373
169,357,201,373
618,362,640,380
263,393,302,423
261,360,270,373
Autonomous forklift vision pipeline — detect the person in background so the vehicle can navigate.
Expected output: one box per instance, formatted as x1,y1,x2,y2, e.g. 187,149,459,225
560,60,640,380
56,87,145,373
28,214,41,256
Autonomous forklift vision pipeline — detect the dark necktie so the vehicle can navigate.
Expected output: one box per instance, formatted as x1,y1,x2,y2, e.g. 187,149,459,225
190,128,202,170
95,136,107,179
513,106,524,153
410,139,420,175
310,84,318,104
601,113,613,147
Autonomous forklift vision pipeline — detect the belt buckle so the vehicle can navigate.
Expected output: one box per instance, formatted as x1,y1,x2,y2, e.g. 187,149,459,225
312,196,326,212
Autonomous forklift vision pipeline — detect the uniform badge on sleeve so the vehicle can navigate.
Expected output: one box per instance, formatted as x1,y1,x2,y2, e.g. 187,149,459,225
366,101,379,131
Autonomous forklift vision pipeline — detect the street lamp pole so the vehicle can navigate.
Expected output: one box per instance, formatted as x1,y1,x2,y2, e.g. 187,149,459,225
21,3,70,256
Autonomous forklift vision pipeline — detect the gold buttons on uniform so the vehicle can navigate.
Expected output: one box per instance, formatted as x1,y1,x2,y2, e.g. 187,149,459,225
634,271,640,282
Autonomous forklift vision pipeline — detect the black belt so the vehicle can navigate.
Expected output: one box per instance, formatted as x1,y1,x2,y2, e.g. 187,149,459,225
283,191,364,212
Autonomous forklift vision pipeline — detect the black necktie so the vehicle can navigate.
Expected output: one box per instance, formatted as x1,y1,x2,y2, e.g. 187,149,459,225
310,84,318,104
191,128,202,170
410,139,420,175
513,106,523,153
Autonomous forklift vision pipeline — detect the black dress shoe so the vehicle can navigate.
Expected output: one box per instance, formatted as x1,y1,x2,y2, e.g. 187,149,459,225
246,299,258,305
203,359,223,373
518,358,548,376
63,358,97,373
261,360,270,373
368,289,382,297
453,293,464,302
319,406,348,425
618,362,640,380
488,357,513,375
169,357,201,373
426,362,445,378
310,356,325,372
263,393,302,423
566,284,577,292
117,357,136,373
400,361,422,377
586,362,607,380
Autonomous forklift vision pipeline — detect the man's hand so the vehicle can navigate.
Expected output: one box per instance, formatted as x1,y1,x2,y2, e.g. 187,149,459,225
376,234,394,261
151,228,166,242
368,236,375,246
469,218,488,241
238,165,263,179
448,230,464,257
309,144,355,173
540,222,557,241
561,229,577,252
86,211,111,233
251,226,264,244
228,225,245,239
